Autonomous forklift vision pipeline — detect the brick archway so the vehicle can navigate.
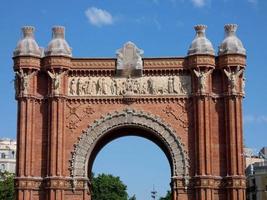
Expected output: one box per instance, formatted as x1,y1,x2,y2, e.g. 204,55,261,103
70,108,189,191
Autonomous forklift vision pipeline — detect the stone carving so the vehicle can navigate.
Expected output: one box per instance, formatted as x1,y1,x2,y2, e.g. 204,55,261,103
163,101,192,130
15,70,34,95
66,104,95,132
116,41,143,69
116,41,144,77
47,71,63,95
70,109,189,190
68,75,191,97
193,69,212,93
224,67,244,93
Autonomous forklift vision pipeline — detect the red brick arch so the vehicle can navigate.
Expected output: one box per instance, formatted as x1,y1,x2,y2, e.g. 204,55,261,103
70,108,189,191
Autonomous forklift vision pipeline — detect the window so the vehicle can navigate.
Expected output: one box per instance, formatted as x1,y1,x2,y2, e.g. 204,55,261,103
1,153,5,159
12,151,15,158
0,164,5,171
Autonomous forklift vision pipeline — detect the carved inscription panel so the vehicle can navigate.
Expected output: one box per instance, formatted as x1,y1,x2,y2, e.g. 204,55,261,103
68,75,191,96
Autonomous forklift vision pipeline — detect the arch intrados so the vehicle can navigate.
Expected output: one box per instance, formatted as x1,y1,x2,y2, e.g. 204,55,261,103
87,125,174,178
70,109,189,187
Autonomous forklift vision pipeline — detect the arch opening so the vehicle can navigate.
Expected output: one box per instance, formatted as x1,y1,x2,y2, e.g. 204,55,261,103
88,125,174,178
92,135,172,199
70,109,189,191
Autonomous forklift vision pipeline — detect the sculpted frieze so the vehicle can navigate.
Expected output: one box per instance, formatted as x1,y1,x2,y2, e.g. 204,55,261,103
68,75,191,97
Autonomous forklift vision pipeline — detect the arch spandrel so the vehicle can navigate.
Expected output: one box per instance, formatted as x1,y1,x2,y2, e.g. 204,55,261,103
70,108,189,189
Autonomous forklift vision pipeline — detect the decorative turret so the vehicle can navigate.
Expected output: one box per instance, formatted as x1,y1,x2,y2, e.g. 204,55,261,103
218,24,246,55
187,25,215,56
13,26,42,57
45,26,72,57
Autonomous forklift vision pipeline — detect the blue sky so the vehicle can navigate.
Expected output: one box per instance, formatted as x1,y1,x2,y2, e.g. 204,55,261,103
0,0,266,199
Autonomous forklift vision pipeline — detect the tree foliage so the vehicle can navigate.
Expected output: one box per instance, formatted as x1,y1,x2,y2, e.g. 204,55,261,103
0,171,15,200
91,173,128,200
159,190,171,200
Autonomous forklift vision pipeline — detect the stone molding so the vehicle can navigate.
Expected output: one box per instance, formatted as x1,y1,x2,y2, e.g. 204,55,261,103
70,109,189,189
217,54,246,68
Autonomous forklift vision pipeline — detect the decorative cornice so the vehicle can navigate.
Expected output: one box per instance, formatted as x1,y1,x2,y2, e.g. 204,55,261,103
42,56,72,69
187,55,215,68
217,54,246,68
13,56,40,70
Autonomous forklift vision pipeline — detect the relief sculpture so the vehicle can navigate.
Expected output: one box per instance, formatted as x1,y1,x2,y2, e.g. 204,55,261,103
15,70,34,95
68,75,191,97
224,67,244,93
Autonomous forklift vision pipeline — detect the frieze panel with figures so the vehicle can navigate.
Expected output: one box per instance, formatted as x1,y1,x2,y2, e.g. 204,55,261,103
68,75,191,97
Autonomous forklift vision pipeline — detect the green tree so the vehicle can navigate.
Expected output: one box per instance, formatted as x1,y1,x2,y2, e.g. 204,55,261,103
159,190,171,200
0,171,15,200
91,173,128,200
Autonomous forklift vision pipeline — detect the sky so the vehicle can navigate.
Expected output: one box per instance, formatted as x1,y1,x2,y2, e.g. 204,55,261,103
0,0,266,199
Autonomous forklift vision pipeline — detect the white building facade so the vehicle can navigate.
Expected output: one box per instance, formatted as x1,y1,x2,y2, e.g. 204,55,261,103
0,138,16,173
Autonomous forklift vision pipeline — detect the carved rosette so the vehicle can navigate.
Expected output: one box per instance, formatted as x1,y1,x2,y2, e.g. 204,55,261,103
70,109,189,189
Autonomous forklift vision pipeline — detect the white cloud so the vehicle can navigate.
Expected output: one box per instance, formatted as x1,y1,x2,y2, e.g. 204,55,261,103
191,0,207,7
244,115,267,124
85,7,113,27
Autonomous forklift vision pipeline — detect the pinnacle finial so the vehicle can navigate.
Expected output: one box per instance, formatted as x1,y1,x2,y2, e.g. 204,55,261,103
22,26,35,38
218,24,246,55
45,25,72,57
224,24,238,36
187,24,214,56
13,26,41,57
52,26,65,39
194,24,207,37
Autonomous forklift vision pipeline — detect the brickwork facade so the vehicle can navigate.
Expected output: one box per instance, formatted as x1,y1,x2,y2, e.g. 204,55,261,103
13,25,247,200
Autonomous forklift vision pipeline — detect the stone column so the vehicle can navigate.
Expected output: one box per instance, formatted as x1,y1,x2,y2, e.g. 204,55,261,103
13,56,41,199
13,26,42,200
188,55,215,200
218,54,246,200
43,56,70,200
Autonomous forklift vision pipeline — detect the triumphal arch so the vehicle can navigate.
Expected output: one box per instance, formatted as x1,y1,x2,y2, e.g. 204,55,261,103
13,24,247,200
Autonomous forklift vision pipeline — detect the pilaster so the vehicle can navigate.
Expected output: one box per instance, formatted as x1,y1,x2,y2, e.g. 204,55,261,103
188,54,215,200
218,54,246,200
13,56,41,200
44,56,71,200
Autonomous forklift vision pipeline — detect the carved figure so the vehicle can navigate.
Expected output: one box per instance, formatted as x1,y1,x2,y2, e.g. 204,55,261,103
69,78,76,95
97,78,103,95
168,77,174,94
76,78,82,95
68,75,192,97
102,78,108,95
91,81,97,95
147,77,155,94
16,70,31,95
47,71,61,95
224,67,244,93
193,69,212,93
